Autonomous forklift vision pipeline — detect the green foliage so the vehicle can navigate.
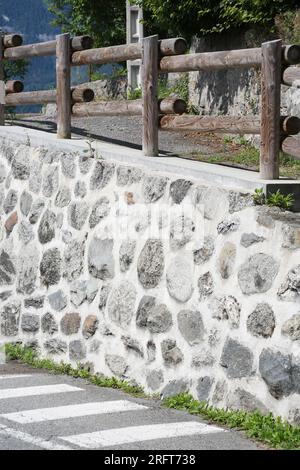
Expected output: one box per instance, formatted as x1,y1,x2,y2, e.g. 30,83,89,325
253,188,266,206
164,393,300,450
267,190,295,210
127,86,143,100
91,65,127,82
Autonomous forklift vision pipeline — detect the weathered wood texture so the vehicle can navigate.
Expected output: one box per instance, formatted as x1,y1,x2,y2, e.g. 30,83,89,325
260,40,282,180
160,115,261,134
158,98,187,115
71,87,94,103
142,35,159,157
159,38,187,56
281,136,300,159
5,87,94,106
4,35,92,60
0,33,4,126
56,34,71,139
5,80,24,94
282,67,300,87
3,34,23,48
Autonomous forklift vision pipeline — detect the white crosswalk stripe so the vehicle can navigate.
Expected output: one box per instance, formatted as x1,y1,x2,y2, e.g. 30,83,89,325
1,400,148,423
0,375,33,380
60,421,225,449
0,424,73,451
0,384,83,400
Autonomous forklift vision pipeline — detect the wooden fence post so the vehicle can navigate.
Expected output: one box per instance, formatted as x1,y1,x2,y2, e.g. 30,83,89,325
0,32,5,126
56,33,71,139
142,35,159,157
260,39,282,179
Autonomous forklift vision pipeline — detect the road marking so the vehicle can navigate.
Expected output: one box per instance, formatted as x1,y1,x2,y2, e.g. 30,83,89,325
0,384,83,400
1,400,148,423
0,375,33,380
61,421,225,448
0,424,73,451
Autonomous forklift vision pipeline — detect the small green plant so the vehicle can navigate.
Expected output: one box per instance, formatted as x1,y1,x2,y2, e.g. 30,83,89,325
253,188,266,205
127,86,142,100
267,190,295,210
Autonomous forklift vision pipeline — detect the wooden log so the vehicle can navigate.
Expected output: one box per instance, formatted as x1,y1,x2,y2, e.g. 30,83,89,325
5,80,24,94
0,32,5,126
159,115,261,134
282,66,300,87
281,136,300,159
5,87,94,106
71,87,94,103
158,97,187,115
3,34,23,48
56,34,71,139
283,45,300,65
260,40,282,180
159,38,187,56
142,35,159,157
4,35,92,60
280,116,300,135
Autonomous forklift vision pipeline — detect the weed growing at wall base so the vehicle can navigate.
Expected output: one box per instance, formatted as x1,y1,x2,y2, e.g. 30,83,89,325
4,343,300,450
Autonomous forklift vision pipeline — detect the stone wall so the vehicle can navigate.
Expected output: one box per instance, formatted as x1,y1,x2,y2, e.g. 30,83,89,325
0,136,300,425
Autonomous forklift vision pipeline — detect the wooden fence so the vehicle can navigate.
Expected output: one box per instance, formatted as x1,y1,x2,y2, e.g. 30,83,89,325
0,32,300,179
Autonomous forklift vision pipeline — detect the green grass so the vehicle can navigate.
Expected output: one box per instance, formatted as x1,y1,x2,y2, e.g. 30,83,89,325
5,344,300,449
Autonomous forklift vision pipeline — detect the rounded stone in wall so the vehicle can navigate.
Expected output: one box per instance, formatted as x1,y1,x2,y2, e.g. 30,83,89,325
247,303,276,338
3,189,18,214
21,314,40,333
281,314,300,341
218,242,236,279
161,379,189,398
177,310,204,346
68,201,89,230
169,179,192,204
88,237,115,280
137,239,164,289
142,176,168,203
193,236,215,265
41,312,58,335
259,348,294,399
107,281,137,328
146,304,173,334
55,187,71,208
38,209,56,244
69,340,86,361
220,337,253,379
196,376,214,402
40,248,61,287
278,265,300,301
146,369,164,391
198,272,214,301
44,338,67,354
166,255,193,303
82,315,99,339
238,253,279,295
161,339,184,366
60,312,81,336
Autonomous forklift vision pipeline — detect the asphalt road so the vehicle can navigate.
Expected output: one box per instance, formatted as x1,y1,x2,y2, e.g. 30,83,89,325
0,363,261,451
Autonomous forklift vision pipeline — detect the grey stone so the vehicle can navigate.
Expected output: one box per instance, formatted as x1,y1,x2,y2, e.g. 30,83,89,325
56,213,64,229
55,187,71,208
209,296,241,329
142,176,168,203
198,272,214,301
79,154,93,174
38,210,56,244
121,336,144,357
278,265,300,301
74,181,87,199
147,304,173,334
63,238,86,282
70,279,98,307
228,388,268,414
288,408,300,427
20,191,33,216
44,338,67,354
192,349,215,368
0,164,6,183
166,255,193,302
137,240,164,289
17,244,39,294
24,296,44,309
107,281,137,328
259,348,294,399
18,221,34,245
241,233,265,248
61,313,81,335
0,250,16,286
82,315,98,339
89,339,101,353
116,165,143,186
218,242,236,279
0,291,12,301
41,149,60,164
90,161,115,190
48,290,67,312
161,339,184,366
178,310,204,346
228,191,253,213
3,190,17,214
220,338,253,378
162,379,189,398
247,303,276,338
88,237,115,280
40,248,61,287
69,340,86,361
146,370,164,391
170,215,195,250
12,146,30,180
282,223,300,250
42,165,59,197
282,314,300,341
196,186,228,220
193,236,215,264
136,295,156,328
41,313,58,335
68,201,89,230
21,314,39,333
119,240,136,272
238,253,279,295
61,153,76,178
292,356,300,394
29,160,42,194
0,300,20,336
29,199,45,224
105,354,128,377
98,284,111,310
196,377,213,402
89,197,110,228
170,179,192,204
147,340,156,363
217,217,240,234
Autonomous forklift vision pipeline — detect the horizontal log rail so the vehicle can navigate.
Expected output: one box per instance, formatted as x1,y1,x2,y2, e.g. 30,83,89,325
281,136,300,159
5,80,24,94
5,87,94,106
72,97,187,117
3,34,23,48
4,35,93,60
282,66,300,87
